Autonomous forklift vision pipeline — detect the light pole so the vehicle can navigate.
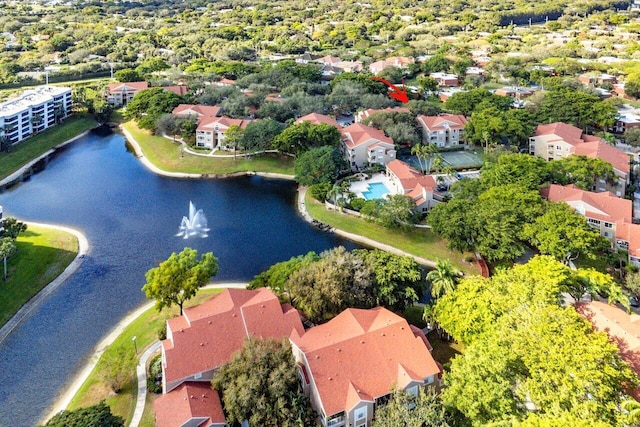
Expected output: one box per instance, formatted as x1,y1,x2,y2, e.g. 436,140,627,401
132,336,137,354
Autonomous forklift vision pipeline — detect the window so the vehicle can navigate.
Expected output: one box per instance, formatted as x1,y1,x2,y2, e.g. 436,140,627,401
556,145,561,150
354,407,366,427
194,372,202,379
605,222,613,228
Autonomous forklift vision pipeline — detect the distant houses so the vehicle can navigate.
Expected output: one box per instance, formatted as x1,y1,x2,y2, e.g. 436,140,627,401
0,85,72,145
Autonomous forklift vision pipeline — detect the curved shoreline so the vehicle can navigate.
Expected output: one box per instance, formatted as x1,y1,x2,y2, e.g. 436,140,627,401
0,129,94,188
0,222,88,345
119,125,295,181
43,282,248,425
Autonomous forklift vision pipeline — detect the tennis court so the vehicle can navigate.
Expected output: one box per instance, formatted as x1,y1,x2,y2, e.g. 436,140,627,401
440,150,483,169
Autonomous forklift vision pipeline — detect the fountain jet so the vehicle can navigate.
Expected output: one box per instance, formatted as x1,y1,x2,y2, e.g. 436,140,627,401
176,201,210,239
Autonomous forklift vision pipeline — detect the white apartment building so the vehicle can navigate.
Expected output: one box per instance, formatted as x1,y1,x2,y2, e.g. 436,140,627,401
0,85,72,145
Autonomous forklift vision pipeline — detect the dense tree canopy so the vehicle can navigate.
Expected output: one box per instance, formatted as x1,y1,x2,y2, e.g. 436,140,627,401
41,402,124,427
293,145,344,186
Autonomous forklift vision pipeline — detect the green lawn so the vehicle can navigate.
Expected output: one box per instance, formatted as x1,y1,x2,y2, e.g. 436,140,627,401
305,192,479,275
0,114,98,180
123,121,295,175
67,288,223,425
0,225,78,327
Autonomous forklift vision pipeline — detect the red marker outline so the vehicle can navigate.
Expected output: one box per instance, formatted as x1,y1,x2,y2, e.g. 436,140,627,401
370,76,409,103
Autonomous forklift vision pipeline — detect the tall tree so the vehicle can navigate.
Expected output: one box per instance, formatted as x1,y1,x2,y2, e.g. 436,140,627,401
372,388,452,427
0,236,16,281
212,338,316,427
2,217,27,239
224,124,244,160
142,248,218,313
411,143,439,173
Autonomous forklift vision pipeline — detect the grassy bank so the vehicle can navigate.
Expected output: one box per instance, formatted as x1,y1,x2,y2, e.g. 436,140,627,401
122,121,295,175
0,225,78,327
305,192,479,275
66,288,224,426
0,114,98,180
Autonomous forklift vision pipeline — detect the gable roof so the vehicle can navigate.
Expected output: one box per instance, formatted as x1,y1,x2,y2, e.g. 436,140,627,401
155,382,225,427
417,114,467,131
290,307,440,417
163,85,189,97
106,81,148,93
162,288,304,389
541,184,632,224
172,104,221,119
534,122,584,145
341,123,394,149
197,116,253,132
386,159,437,193
295,112,338,128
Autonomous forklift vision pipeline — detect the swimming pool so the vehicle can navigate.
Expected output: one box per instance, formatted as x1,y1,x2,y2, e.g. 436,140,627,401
362,182,390,200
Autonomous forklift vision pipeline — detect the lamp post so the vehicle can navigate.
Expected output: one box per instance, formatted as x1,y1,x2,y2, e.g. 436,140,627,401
132,336,137,354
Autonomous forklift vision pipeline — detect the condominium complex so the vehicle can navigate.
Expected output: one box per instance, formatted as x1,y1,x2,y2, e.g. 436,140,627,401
0,86,72,145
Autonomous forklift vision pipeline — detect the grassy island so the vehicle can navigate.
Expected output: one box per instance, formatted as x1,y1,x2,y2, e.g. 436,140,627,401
0,225,78,327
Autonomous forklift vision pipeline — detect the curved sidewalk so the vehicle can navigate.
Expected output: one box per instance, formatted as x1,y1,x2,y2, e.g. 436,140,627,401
121,125,294,181
43,282,247,426
296,186,438,269
0,222,89,345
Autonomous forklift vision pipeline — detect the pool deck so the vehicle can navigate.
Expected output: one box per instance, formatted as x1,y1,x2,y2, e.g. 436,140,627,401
349,173,396,199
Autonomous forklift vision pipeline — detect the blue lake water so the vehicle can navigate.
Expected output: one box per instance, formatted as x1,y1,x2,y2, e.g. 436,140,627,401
0,130,358,426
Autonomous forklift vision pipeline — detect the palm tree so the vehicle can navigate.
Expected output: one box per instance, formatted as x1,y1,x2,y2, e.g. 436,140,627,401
411,143,439,174
427,259,462,299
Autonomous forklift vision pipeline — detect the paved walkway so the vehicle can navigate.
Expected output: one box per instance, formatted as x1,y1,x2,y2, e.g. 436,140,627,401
43,282,247,426
296,186,438,269
129,340,161,427
0,222,89,345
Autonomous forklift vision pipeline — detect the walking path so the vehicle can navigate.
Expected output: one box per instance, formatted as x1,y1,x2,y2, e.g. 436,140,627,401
296,186,438,269
129,340,161,427
0,222,88,345
121,125,294,181
43,283,247,426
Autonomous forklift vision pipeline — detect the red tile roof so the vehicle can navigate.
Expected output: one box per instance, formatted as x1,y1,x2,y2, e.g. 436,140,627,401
106,81,148,93
614,221,640,259
172,104,221,119
541,184,632,224
295,113,338,128
290,307,440,417
573,140,630,174
197,116,253,132
163,85,189,96
342,123,394,149
417,114,467,131
534,122,585,145
575,301,640,398
155,382,225,427
386,159,437,193
163,288,304,388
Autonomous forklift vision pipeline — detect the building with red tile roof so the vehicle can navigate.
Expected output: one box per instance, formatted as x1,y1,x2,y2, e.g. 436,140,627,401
195,116,254,150
416,114,468,147
154,382,225,427
369,56,415,75
354,107,411,124
105,81,149,107
289,307,440,427
162,85,189,97
161,287,304,393
575,301,640,399
295,112,339,128
341,123,395,170
529,122,630,196
386,159,440,213
541,184,640,266
212,78,236,87
172,104,221,120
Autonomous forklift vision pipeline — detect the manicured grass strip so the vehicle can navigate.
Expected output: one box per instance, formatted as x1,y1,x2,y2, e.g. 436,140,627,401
68,288,223,424
305,192,479,275
0,114,98,180
123,121,295,175
0,225,78,327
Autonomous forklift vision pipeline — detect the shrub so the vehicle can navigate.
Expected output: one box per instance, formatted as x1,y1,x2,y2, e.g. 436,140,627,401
147,354,163,394
157,321,167,340
349,197,366,211
308,182,331,202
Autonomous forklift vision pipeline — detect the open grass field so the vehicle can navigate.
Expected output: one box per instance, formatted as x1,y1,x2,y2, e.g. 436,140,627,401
67,288,224,425
0,114,97,180
122,121,295,176
304,192,479,275
0,225,78,327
